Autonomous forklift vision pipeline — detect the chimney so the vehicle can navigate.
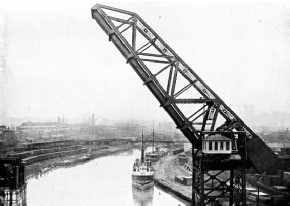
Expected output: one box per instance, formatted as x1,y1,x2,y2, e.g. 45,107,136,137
92,114,95,126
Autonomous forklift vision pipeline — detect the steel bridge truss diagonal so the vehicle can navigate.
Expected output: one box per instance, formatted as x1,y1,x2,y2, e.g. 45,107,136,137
91,4,277,174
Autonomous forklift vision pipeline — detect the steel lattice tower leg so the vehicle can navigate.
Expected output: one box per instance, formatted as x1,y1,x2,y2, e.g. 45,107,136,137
192,152,246,205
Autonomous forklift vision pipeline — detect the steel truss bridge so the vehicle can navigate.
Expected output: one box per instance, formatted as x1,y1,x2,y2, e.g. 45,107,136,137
91,4,278,205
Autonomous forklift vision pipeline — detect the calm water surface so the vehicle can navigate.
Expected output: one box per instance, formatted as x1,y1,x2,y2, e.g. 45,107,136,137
26,148,190,206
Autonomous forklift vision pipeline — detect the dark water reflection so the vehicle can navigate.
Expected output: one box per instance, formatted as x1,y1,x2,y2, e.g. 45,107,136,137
132,186,154,206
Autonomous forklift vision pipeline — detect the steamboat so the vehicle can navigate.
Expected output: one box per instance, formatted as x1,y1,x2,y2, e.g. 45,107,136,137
132,132,154,190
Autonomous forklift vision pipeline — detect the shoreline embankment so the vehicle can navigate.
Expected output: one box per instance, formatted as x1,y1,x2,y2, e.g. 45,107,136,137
153,155,192,202
26,145,131,180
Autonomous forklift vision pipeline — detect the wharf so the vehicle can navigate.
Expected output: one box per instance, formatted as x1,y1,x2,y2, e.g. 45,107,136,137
153,155,192,202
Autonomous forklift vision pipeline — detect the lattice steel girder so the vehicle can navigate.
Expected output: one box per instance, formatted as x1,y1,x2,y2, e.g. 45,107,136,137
91,4,201,148
0,158,26,190
192,154,246,206
0,157,22,164
91,4,278,173
203,161,245,172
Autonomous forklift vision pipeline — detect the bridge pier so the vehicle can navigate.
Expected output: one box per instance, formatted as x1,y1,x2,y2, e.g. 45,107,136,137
2,183,27,206
0,158,26,190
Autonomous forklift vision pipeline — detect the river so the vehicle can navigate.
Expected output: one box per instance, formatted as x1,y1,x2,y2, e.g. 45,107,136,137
23,147,190,206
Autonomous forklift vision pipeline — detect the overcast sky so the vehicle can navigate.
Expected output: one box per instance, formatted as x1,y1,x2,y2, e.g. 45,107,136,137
1,0,290,123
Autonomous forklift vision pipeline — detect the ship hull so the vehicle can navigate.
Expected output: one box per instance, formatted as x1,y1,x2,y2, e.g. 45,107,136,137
132,180,154,190
132,174,154,190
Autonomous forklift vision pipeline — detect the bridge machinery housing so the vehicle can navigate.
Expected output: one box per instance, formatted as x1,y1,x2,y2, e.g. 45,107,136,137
91,4,278,205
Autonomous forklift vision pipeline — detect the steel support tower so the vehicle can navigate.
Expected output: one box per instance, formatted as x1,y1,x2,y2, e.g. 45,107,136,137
91,4,278,205
191,131,247,205
0,157,26,190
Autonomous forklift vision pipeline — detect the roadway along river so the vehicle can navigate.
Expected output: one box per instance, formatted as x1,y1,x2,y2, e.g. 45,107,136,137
26,147,191,206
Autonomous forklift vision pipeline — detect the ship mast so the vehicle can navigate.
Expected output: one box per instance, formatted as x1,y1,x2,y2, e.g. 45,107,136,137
141,131,144,162
152,121,154,153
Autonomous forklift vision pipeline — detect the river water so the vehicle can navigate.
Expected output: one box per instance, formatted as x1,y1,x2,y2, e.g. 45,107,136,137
24,147,191,206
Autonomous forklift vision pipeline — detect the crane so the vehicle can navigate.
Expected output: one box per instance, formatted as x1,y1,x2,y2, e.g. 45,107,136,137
91,4,278,205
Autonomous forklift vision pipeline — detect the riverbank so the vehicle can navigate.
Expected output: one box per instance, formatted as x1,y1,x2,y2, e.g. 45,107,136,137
26,145,131,180
23,145,189,206
153,155,192,202
26,145,192,201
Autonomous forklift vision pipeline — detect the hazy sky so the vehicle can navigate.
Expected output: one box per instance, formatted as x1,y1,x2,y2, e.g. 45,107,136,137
1,0,290,123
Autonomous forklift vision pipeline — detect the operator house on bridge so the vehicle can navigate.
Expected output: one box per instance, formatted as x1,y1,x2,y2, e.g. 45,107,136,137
202,134,232,154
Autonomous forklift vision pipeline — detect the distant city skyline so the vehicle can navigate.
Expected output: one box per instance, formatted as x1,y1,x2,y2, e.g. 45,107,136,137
2,108,290,134
1,1,290,130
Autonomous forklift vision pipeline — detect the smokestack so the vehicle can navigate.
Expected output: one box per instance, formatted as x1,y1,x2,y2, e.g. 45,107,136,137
58,117,60,124
92,114,95,126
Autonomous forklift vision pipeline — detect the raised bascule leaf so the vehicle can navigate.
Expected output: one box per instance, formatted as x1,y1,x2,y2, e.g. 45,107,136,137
91,4,277,174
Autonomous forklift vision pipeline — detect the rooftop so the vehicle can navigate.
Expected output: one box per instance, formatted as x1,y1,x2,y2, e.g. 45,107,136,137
203,134,231,141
